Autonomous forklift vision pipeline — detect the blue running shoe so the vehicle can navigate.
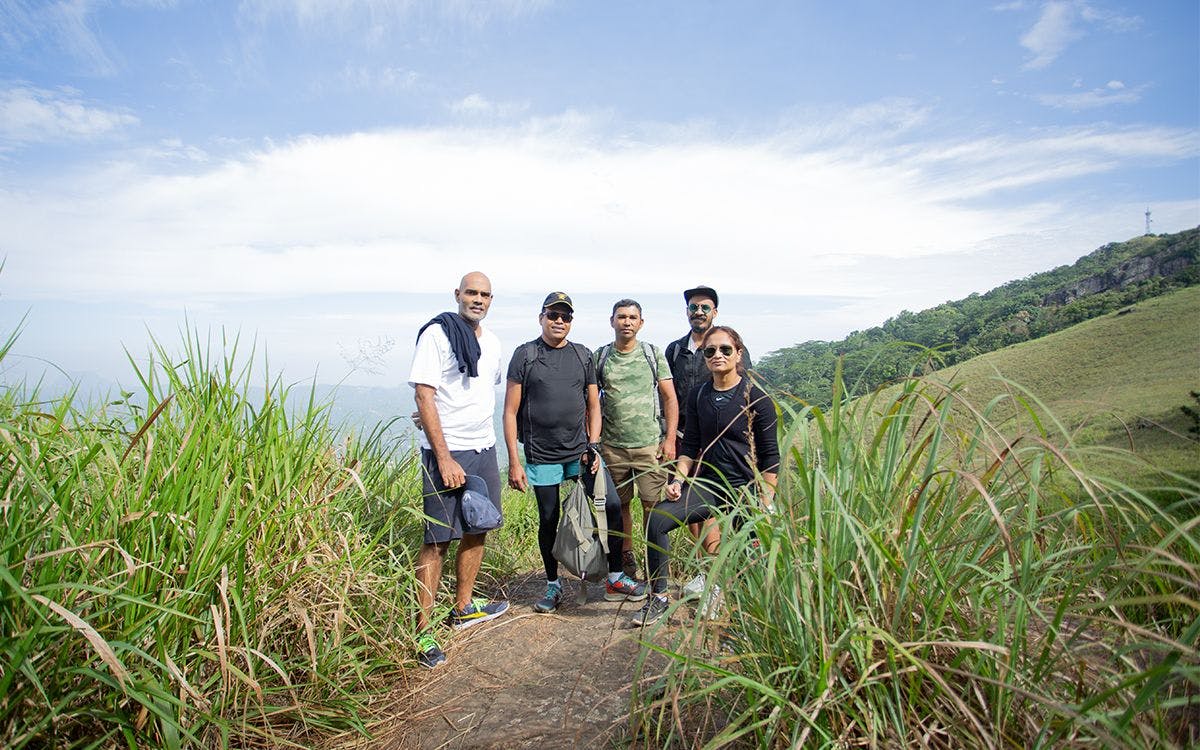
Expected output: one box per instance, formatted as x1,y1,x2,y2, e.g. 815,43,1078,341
533,581,563,613
448,597,509,631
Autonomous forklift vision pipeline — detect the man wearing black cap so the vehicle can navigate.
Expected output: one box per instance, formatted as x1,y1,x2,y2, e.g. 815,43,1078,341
503,292,648,614
665,285,753,431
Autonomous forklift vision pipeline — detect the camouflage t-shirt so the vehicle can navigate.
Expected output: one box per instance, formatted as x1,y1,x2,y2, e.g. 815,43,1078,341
595,343,671,449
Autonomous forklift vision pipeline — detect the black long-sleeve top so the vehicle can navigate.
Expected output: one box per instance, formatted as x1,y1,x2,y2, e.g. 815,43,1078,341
666,333,752,434
680,379,779,488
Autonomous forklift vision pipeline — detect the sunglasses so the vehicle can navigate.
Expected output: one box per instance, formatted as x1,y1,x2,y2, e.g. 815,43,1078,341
688,303,714,314
543,310,573,323
702,344,736,359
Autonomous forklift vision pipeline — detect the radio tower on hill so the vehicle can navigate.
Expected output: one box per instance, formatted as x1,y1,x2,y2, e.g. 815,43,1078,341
1145,207,1153,236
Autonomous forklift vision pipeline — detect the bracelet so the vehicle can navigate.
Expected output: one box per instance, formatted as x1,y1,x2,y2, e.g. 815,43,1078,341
668,478,683,487
588,442,602,454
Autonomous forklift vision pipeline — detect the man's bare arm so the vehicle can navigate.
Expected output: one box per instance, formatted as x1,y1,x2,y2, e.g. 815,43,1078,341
415,384,465,489
658,378,679,461
502,380,528,491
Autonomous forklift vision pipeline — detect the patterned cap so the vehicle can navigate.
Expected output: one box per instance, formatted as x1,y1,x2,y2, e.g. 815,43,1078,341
541,291,574,311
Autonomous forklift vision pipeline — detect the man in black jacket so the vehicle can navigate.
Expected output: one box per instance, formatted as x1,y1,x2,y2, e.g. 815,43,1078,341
663,285,753,571
664,285,753,434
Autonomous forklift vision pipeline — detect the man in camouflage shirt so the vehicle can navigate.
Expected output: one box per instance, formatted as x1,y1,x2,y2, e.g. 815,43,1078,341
594,299,680,577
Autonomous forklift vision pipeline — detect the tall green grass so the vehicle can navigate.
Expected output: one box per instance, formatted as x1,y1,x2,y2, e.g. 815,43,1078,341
0,327,528,748
635,367,1199,748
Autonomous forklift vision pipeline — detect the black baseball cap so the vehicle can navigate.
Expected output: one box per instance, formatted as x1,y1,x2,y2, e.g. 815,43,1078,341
541,291,574,311
683,285,719,308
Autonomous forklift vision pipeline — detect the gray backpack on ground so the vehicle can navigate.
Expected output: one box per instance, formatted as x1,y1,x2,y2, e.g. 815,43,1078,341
551,463,612,583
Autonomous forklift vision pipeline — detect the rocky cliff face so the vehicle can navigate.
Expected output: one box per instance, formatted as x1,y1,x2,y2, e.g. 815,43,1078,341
1044,237,1197,305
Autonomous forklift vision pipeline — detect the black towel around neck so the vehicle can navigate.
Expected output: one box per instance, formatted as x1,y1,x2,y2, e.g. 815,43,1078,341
417,312,481,377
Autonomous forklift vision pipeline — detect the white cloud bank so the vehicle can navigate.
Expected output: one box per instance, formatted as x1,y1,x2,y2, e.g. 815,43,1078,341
3,108,1196,311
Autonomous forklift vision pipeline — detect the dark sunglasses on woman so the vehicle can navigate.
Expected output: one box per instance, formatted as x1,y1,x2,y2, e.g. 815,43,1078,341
702,344,735,358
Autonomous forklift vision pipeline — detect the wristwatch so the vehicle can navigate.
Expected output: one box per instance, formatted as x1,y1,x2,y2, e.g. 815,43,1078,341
588,442,602,455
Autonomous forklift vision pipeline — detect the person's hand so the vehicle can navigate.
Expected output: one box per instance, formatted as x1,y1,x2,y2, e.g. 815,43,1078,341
665,478,683,500
658,436,676,462
585,442,602,474
411,410,424,432
437,456,466,490
508,463,528,492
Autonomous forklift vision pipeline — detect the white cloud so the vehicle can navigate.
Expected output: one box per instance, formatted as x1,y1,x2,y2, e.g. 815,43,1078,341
1019,1,1141,70
1020,1,1080,69
0,85,139,143
1036,84,1145,110
241,0,553,32
335,65,420,92
2,108,1195,310
0,0,119,76
449,93,530,118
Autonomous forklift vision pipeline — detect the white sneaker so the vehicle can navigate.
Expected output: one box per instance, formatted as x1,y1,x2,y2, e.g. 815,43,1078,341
682,573,706,597
699,584,723,620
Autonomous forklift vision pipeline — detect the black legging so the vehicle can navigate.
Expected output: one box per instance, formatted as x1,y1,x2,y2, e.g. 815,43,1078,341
645,480,744,594
534,465,624,581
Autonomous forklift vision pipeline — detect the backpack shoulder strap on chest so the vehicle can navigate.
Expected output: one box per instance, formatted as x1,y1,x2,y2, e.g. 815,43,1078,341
639,341,660,381
595,343,614,388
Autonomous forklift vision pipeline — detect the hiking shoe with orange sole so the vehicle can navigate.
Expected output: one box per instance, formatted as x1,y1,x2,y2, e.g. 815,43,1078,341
605,574,648,602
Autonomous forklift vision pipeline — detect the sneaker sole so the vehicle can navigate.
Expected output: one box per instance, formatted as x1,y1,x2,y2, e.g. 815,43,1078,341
449,605,509,631
532,601,560,613
604,590,648,602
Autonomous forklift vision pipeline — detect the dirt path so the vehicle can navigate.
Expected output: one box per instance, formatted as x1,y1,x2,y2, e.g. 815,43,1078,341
380,572,669,750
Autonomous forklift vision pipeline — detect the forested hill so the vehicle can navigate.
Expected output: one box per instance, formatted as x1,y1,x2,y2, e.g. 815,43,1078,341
758,226,1199,406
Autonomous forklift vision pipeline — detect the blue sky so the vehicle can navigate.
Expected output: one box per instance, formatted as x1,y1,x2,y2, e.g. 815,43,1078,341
1,0,1197,391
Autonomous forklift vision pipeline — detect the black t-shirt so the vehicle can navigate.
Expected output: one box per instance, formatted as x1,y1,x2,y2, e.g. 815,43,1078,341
507,339,597,464
680,379,779,488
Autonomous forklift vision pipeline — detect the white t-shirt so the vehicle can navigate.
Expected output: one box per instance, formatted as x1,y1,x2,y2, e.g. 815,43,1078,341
408,322,503,451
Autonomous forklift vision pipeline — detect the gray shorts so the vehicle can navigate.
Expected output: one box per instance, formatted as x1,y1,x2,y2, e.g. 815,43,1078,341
420,446,503,544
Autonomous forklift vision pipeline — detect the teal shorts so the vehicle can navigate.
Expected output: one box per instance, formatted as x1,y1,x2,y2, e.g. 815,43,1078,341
526,459,582,487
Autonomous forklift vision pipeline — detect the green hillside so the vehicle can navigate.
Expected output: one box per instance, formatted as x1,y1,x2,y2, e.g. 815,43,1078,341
909,284,1200,484
760,227,1199,407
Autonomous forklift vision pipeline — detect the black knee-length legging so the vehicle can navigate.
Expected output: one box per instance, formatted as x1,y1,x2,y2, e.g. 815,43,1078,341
534,465,624,581
645,480,746,594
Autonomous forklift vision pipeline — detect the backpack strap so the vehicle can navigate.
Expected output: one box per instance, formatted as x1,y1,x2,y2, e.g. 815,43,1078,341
641,342,665,438
668,337,688,367
639,341,659,381
591,458,610,554
595,343,614,390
